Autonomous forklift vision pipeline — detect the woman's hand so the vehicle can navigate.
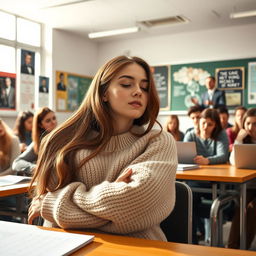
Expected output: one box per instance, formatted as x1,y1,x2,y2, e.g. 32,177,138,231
115,168,133,183
194,155,210,165
236,129,248,143
28,197,43,224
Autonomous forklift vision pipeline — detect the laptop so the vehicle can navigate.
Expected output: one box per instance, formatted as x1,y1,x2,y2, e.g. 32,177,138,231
176,141,197,164
234,144,256,169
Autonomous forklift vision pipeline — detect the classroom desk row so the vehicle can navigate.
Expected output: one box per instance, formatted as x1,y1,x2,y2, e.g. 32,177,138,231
1,164,256,250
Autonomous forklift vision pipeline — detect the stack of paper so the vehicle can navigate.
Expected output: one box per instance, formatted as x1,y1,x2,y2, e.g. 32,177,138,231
0,175,32,186
177,164,199,171
0,221,94,256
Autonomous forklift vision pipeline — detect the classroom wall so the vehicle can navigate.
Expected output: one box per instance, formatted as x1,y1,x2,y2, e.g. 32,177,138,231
97,23,256,132
52,29,98,124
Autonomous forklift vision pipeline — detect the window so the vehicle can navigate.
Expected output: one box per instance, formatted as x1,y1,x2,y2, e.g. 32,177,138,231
0,11,15,41
0,44,15,73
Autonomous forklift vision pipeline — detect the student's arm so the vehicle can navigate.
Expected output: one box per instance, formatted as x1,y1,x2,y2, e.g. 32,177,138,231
12,142,37,175
0,136,21,176
183,130,194,142
207,130,229,164
40,132,177,233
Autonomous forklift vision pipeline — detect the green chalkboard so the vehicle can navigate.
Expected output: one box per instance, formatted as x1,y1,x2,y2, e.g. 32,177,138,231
170,57,256,111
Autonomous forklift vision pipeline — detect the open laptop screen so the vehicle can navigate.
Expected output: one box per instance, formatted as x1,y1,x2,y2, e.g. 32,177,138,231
176,141,197,164
234,144,256,169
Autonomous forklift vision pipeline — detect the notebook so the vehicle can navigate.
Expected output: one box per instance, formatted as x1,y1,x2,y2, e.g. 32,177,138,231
234,144,256,169
177,163,199,171
176,141,197,164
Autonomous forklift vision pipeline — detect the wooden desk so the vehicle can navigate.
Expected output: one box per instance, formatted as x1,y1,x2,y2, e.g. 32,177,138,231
42,227,256,256
0,182,31,197
176,164,256,249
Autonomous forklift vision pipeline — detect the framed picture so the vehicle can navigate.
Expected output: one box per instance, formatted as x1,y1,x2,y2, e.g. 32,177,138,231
225,90,243,107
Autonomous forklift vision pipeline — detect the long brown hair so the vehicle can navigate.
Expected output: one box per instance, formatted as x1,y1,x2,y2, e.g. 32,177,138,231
32,107,54,154
166,115,181,141
231,106,247,134
0,119,14,169
199,108,222,140
31,56,161,196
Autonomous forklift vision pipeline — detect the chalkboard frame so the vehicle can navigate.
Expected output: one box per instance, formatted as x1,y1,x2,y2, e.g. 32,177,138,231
215,66,245,90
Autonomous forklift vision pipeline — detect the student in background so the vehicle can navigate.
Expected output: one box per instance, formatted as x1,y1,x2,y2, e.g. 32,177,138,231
191,76,226,109
166,114,184,141
0,119,20,176
226,106,247,151
12,107,57,176
228,107,256,249
28,55,177,241
217,106,232,129
185,105,202,134
184,108,229,244
13,111,34,152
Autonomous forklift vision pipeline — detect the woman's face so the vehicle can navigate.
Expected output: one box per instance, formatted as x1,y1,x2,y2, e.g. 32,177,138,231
168,118,177,132
244,116,256,140
199,117,216,138
24,116,33,132
40,112,57,132
235,109,246,129
104,63,149,131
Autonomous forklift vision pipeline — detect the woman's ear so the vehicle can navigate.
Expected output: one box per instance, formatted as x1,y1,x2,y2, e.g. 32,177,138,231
102,93,108,102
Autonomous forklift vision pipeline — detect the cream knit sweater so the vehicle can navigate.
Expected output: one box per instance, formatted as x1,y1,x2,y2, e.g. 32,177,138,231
41,126,177,241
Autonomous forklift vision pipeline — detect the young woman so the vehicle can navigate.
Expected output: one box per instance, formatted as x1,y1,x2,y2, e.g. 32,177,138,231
0,119,20,176
28,56,177,241
228,108,256,249
166,115,184,141
183,108,229,244
226,106,247,151
12,107,57,176
13,111,34,152
184,108,229,165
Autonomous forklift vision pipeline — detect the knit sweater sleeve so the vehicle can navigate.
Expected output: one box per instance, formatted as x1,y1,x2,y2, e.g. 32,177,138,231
41,131,177,233
207,130,229,164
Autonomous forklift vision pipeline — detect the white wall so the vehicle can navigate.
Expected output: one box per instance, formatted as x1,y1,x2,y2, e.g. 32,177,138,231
52,29,98,124
97,23,256,132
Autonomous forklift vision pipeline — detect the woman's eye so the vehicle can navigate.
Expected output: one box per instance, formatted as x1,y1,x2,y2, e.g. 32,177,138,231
120,84,131,88
141,87,149,92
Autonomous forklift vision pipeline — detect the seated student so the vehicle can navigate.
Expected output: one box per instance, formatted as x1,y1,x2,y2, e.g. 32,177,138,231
184,108,229,244
217,106,232,129
12,107,57,176
13,111,34,153
28,55,177,241
185,105,202,135
226,106,247,152
166,114,184,141
0,119,20,176
228,107,256,249
0,119,20,221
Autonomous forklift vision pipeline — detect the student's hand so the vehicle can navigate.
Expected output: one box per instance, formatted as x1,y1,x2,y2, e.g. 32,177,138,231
235,129,248,143
28,197,43,224
194,155,210,165
191,97,199,105
115,168,133,183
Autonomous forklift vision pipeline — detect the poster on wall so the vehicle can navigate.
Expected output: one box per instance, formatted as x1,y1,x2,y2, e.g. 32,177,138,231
0,72,16,110
56,71,92,112
38,76,49,108
21,49,35,75
248,62,256,104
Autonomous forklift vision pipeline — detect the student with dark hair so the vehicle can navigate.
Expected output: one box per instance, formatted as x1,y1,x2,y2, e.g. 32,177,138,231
28,56,177,241
166,115,184,141
217,106,232,129
226,106,247,151
191,76,226,109
186,105,202,134
13,111,34,152
228,108,256,249
12,107,57,176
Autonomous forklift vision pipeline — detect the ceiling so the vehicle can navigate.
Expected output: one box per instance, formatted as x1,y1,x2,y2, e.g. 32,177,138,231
1,0,256,42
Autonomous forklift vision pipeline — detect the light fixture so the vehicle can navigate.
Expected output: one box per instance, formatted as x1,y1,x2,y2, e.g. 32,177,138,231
230,10,256,19
88,26,140,39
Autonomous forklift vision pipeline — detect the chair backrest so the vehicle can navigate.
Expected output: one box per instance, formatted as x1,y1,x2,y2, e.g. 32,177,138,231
160,181,193,244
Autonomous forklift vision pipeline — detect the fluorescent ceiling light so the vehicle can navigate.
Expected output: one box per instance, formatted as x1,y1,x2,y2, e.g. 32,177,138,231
230,10,256,19
88,26,139,39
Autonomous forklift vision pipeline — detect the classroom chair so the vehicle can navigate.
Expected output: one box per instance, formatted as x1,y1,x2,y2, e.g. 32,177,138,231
160,181,193,244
